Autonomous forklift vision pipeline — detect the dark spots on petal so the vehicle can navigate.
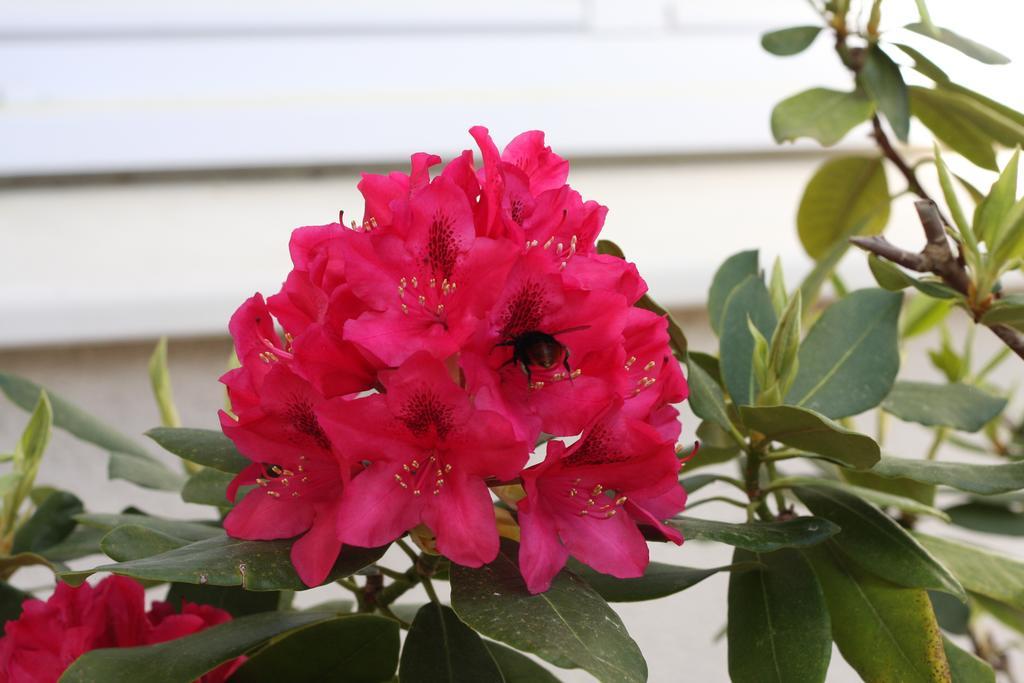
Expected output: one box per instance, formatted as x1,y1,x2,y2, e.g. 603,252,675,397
426,210,460,280
399,389,454,441
509,198,526,226
285,396,332,451
499,281,548,340
564,425,630,466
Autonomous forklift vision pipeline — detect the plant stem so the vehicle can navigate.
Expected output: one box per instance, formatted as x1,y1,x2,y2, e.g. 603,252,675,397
926,427,948,461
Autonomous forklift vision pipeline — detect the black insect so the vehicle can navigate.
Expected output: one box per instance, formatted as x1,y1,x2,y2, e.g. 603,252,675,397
496,326,589,384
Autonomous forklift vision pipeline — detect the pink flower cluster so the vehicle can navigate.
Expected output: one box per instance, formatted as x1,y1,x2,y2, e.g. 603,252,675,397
0,576,241,683
220,127,688,593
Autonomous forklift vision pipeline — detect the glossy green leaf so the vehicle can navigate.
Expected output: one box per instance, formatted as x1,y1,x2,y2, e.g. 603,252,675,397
916,533,1024,610
795,486,963,599
761,26,822,56
902,294,955,340
668,515,838,552
770,477,948,521
861,46,910,141
871,456,1024,495
75,513,222,541
165,582,281,618
930,590,970,635
946,503,1024,536
841,468,936,506
797,156,890,260
910,87,1024,171
974,149,1020,245
400,603,502,683
979,294,1024,331
146,428,250,474
107,451,184,492
708,250,759,335
905,23,1010,65
232,614,400,683
944,636,995,683
786,288,901,418
0,372,147,458
148,337,181,429
685,357,736,435
101,525,190,561
484,642,561,683
60,610,339,683
450,539,646,683
868,255,958,299
568,559,740,602
720,276,777,406
882,381,1007,432
181,468,235,507
40,525,105,563
740,405,880,469
727,549,830,683
0,552,53,576
771,88,874,147
11,491,82,555
61,531,387,591
680,442,740,474
805,543,951,683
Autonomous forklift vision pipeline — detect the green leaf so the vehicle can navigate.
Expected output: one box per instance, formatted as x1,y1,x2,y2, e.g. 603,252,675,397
181,468,235,507
59,610,341,683
794,486,964,599
902,295,955,339
484,642,561,683
108,451,184,492
5,390,53,521
0,581,31,626
770,477,948,521
685,357,736,436
596,239,688,357
797,156,890,260
11,491,83,555
0,372,147,459
668,515,838,552
399,603,503,683
75,513,222,541
931,590,970,635
568,559,740,602
40,525,105,562
910,87,1024,171
450,539,646,683
870,456,1024,495
944,636,995,683
905,23,1010,65
148,337,182,429
680,442,740,474
979,294,1024,331
231,614,400,683
739,405,880,470
975,149,1020,245
841,468,936,506
945,503,1024,536
882,381,1007,432
804,543,951,683
934,145,976,244
727,548,831,683
0,552,53,576
915,533,1024,611
720,276,777,406
708,250,759,335
771,88,874,147
165,582,281,618
101,525,190,561
786,288,902,418
861,46,910,141
60,531,387,591
146,428,249,474
868,255,958,299
761,26,822,56
893,43,950,84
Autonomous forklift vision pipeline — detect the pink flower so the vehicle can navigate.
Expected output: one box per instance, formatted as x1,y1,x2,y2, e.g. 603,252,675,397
517,407,686,593
460,248,631,442
621,308,688,441
318,352,528,567
340,173,519,366
0,576,241,683
220,295,352,587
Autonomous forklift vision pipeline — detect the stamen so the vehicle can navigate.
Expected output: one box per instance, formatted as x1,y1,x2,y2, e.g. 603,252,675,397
267,491,280,498
644,360,656,371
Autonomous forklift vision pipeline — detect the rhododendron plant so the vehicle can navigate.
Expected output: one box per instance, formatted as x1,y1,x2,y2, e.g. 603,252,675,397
5,6,1024,681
